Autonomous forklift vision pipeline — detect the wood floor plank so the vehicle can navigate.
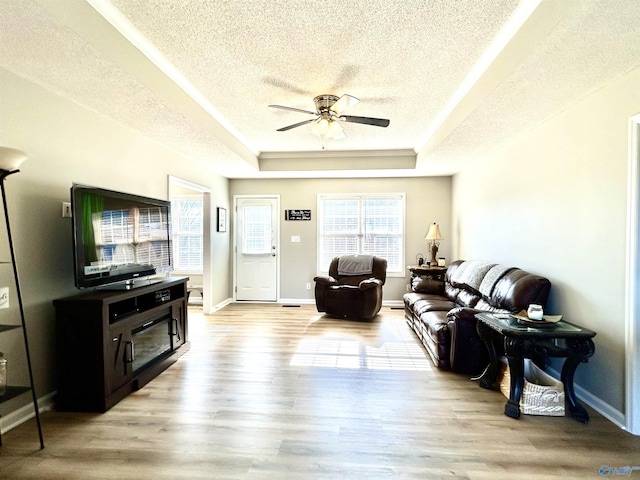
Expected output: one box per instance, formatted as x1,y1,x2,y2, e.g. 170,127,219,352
1,303,639,479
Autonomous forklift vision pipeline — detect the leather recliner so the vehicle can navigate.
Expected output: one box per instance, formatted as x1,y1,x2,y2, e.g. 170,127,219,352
314,256,387,320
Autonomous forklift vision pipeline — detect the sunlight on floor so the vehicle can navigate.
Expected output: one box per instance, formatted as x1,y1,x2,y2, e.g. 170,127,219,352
290,335,432,371
188,306,434,372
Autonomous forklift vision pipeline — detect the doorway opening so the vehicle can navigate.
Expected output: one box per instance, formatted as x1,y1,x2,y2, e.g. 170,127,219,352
169,176,212,312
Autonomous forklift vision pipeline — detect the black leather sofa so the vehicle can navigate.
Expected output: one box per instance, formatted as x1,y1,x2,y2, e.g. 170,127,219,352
403,260,551,374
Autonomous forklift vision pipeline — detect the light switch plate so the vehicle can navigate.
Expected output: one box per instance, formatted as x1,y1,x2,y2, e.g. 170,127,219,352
62,202,72,218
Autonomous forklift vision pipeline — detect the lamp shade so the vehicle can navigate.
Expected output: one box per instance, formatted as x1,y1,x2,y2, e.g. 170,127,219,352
327,120,345,139
312,118,330,137
311,118,345,140
425,223,443,241
0,147,28,172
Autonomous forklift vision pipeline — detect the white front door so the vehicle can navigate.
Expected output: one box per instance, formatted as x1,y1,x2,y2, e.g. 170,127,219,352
235,197,278,301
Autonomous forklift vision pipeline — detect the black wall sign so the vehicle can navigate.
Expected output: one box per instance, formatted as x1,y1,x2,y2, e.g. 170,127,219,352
285,209,311,221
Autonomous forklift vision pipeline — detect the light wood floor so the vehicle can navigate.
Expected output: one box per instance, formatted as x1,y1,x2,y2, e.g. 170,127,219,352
1,304,639,479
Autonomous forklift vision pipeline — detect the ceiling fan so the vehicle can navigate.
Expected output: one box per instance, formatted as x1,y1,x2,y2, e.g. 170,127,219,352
268,94,390,139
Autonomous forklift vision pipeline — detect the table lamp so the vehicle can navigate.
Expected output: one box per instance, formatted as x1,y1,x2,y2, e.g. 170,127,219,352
425,222,443,266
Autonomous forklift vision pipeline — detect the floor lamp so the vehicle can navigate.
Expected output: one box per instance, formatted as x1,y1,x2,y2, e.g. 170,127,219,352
0,147,44,449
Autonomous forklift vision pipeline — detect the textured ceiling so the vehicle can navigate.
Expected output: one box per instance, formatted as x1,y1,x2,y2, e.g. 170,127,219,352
1,0,639,178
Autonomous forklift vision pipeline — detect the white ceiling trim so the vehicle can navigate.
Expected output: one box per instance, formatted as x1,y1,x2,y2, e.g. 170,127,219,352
415,0,541,154
35,0,259,168
259,149,416,172
259,149,416,160
415,0,572,168
86,0,257,154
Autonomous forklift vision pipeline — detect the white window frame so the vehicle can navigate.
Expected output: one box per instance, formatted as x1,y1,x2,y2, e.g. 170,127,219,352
171,194,204,273
317,193,405,276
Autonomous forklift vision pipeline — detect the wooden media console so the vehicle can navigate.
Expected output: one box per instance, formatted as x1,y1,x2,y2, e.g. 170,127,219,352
53,277,189,412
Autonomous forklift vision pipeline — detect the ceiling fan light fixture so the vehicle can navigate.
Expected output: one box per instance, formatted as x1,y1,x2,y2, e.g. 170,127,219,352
312,118,329,136
312,118,344,140
328,120,344,139
270,93,388,139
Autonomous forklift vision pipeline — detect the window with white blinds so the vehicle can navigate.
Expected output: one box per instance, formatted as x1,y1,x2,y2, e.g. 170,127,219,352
171,196,203,272
318,194,405,274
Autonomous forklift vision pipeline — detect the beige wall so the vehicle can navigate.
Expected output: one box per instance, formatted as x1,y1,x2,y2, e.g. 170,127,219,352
0,68,230,410
230,177,452,302
452,65,640,418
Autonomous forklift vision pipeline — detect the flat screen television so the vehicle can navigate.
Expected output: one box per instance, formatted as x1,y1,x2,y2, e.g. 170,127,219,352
71,184,172,289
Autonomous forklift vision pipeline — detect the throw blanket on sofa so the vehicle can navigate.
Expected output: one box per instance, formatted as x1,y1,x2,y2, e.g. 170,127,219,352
450,260,495,291
479,264,515,298
338,255,374,275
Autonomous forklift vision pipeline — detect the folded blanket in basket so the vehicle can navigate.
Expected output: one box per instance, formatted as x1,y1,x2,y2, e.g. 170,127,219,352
338,255,374,275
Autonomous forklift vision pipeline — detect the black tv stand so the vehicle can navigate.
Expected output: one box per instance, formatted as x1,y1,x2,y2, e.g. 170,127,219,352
53,277,189,412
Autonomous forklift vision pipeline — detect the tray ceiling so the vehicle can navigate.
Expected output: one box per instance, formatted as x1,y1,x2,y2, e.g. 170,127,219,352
1,0,639,178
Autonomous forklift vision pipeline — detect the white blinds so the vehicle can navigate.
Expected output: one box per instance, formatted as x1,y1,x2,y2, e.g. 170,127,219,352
318,194,404,273
171,197,203,271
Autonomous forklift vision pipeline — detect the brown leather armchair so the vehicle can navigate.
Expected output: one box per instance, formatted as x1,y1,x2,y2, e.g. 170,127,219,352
314,255,387,320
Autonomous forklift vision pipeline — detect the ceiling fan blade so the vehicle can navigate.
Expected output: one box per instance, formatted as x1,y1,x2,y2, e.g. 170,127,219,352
269,104,317,115
331,94,360,115
276,118,317,131
340,115,390,127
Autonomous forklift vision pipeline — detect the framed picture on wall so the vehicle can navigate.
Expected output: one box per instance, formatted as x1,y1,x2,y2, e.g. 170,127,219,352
217,207,226,232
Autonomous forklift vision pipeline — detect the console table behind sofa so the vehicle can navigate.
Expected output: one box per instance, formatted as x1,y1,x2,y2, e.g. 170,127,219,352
403,260,551,374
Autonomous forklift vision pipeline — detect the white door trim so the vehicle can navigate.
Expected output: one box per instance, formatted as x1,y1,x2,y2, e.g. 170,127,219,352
233,194,280,302
625,115,640,435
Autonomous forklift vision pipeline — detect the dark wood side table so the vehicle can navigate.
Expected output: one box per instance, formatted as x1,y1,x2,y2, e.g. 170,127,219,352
474,312,596,423
407,265,447,294
407,265,447,280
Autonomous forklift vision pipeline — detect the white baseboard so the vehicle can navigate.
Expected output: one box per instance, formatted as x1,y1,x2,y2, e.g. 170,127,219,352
206,299,405,311
194,297,234,314
577,382,626,429
228,299,404,308
384,300,404,308
212,297,234,312
277,298,315,305
547,366,626,430
0,390,56,435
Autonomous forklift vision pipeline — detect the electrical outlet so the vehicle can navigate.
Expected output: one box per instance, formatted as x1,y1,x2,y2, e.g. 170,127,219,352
306,282,311,290
62,202,72,218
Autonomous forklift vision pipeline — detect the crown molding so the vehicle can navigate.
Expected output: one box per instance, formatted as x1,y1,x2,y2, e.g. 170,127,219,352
259,149,416,160
258,149,416,172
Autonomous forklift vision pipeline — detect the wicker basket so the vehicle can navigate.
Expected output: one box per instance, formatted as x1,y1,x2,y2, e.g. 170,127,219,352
498,358,565,416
